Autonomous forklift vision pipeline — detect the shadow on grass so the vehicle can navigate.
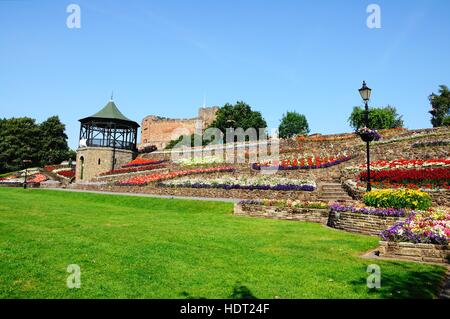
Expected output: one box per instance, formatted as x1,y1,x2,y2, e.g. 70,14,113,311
229,284,257,299
179,283,257,299
351,262,446,299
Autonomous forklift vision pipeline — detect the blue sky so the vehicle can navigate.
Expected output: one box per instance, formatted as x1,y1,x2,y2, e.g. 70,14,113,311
1,0,449,149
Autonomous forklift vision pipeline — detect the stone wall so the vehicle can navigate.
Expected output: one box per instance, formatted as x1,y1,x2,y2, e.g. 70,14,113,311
378,241,449,264
140,107,219,150
235,204,329,224
327,210,405,236
76,147,133,181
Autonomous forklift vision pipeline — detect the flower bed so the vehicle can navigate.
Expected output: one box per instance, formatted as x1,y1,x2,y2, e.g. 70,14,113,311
346,159,450,173
27,174,48,184
359,167,450,189
116,167,236,186
363,189,432,210
174,156,225,166
239,199,328,209
100,164,167,176
381,210,449,245
252,155,354,170
121,158,166,168
412,140,450,148
56,170,75,178
329,204,410,217
158,176,317,191
296,134,357,143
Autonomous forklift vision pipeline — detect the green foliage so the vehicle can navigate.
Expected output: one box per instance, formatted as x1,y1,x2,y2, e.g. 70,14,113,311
164,134,208,150
429,85,450,127
209,101,267,142
348,105,404,130
0,116,73,173
442,115,450,127
0,188,445,298
278,111,310,138
363,189,432,210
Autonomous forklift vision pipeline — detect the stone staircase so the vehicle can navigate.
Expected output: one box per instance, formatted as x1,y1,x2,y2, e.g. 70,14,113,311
318,182,353,203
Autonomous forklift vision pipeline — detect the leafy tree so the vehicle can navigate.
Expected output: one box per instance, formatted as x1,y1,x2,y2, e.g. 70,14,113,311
39,116,71,165
278,111,310,138
348,105,404,130
208,101,267,142
0,116,73,173
429,85,450,127
443,116,450,127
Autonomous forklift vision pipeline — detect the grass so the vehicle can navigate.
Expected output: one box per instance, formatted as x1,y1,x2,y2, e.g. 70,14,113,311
0,188,446,299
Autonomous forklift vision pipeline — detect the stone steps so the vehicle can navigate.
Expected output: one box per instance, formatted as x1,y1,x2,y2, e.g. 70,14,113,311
319,182,353,202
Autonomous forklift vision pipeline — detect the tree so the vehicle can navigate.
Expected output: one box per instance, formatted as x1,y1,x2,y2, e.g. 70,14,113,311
208,101,267,142
278,111,310,138
443,116,450,127
39,116,72,165
0,116,73,174
429,85,450,127
0,117,41,173
348,105,404,130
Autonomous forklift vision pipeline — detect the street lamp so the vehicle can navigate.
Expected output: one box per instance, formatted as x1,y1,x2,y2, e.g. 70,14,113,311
359,81,372,192
22,159,32,189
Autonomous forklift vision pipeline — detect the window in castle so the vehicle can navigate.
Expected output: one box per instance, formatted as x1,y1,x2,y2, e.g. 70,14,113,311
98,158,101,165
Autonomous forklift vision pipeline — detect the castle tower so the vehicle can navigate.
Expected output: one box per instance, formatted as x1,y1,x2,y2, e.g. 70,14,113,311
76,99,139,181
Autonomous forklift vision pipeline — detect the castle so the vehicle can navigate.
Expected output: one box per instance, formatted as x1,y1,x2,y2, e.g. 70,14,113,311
140,106,219,150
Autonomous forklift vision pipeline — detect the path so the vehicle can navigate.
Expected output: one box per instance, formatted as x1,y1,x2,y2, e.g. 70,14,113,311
39,187,241,203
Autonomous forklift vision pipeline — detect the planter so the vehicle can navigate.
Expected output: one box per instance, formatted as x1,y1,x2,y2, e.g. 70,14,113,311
378,241,449,264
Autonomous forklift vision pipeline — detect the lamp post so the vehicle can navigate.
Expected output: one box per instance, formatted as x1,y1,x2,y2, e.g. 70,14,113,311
359,81,372,192
22,159,32,189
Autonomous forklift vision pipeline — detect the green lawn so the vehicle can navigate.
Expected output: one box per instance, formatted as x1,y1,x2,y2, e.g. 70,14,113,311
0,188,446,299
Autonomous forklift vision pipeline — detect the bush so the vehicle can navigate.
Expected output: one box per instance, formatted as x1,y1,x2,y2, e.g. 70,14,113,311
363,189,432,210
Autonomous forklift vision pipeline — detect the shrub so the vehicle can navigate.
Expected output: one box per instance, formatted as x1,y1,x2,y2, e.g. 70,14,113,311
363,189,432,210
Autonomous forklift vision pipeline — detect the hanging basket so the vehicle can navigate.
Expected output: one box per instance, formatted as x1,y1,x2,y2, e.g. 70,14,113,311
360,133,376,143
357,128,381,143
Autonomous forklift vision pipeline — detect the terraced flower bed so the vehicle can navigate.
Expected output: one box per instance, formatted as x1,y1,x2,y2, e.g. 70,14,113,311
252,154,354,170
100,163,167,176
158,175,317,191
122,158,166,168
115,167,236,186
174,156,225,166
359,167,450,189
381,210,450,245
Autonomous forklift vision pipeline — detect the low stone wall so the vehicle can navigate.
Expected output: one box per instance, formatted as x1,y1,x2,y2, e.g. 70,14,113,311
378,241,449,264
327,210,405,236
235,204,329,224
